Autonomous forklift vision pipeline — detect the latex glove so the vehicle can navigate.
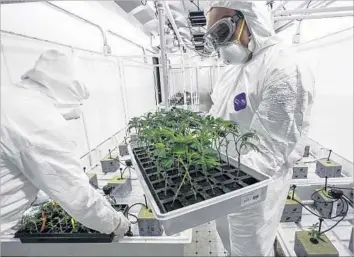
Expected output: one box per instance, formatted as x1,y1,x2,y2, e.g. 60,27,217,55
113,213,131,238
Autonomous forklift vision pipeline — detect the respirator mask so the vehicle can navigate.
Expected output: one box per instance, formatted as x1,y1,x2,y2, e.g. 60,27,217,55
204,12,254,65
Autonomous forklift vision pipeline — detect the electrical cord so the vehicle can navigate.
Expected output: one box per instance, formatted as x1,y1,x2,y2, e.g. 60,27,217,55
343,195,354,206
312,188,349,219
140,0,147,6
127,195,149,214
292,198,323,218
121,166,133,179
291,186,349,221
127,203,147,214
128,213,138,224
320,197,349,235
311,189,340,204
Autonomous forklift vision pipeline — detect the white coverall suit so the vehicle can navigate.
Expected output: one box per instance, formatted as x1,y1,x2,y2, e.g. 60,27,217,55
205,1,315,256
0,50,129,236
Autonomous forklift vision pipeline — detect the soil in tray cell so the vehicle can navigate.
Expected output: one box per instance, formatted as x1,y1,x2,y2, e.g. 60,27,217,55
184,193,205,205
140,157,152,163
190,171,203,179
207,168,220,174
224,181,243,190
189,165,201,171
214,174,232,182
134,146,145,151
196,179,214,188
178,184,192,194
166,169,178,176
148,173,164,181
137,154,149,159
142,161,155,168
144,167,157,174
170,176,182,184
157,189,175,200
152,181,165,190
206,187,225,197
163,199,183,212
230,170,247,178
242,177,259,185
220,165,236,172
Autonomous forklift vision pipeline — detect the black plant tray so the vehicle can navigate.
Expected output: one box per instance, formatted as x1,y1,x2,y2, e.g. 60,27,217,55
15,204,128,243
133,146,260,214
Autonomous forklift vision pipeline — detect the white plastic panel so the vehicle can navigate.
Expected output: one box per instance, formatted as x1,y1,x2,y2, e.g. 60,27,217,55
107,32,144,59
1,1,157,171
0,33,72,84
296,26,353,162
0,2,103,52
0,33,90,157
122,63,157,119
75,52,126,149
0,46,12,87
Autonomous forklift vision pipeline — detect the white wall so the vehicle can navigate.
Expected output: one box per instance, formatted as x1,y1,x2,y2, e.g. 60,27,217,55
1,1,157,167
293,15,353,162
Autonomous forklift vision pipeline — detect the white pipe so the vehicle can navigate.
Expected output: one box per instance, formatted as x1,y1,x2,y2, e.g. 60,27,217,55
295,26,353,46
81,112,93,167
0,44,13,84
157,1,169,109
117,59,130,123
119,54,159,58
171,64,227,69
182,51,187,107
274,6,353,16
274,1,336,33
195,66,199,106
271,0,289,13
274,11,353,21
163,2,188,52
45,2,110,53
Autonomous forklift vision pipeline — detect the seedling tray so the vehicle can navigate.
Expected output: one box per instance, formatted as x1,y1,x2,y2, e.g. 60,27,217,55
15,204,128,243
129,145,270,236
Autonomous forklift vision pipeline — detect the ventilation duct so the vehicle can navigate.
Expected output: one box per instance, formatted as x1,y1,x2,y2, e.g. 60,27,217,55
134,6,156,25
114,1,141,13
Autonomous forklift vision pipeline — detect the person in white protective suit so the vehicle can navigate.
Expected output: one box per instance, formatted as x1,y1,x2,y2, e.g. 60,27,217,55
204,1,315,256
0,50,130,236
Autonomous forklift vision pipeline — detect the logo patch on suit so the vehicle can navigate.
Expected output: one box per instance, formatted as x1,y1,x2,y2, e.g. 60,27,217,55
234,92,247,111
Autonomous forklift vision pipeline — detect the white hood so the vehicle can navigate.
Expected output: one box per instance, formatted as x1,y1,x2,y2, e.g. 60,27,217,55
205,0,282,55
20,50,89,118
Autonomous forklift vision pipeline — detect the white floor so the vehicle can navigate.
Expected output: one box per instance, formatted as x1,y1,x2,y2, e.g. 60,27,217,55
183,221,228,257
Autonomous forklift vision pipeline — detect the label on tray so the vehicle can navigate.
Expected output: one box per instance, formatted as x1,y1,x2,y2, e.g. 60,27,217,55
241,189,261,207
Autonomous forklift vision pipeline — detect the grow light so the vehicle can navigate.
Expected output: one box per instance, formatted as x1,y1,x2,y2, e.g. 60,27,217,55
188,11,206,27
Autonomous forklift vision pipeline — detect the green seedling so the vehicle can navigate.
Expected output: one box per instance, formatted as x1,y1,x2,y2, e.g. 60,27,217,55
294,230,338,257
128,108,260,208
19,201,94,234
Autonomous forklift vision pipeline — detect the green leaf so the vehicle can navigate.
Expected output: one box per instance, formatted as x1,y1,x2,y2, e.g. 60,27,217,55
162,158,173,169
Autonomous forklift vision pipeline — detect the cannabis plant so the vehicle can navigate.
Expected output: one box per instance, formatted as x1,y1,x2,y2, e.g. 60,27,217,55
129,108,260,205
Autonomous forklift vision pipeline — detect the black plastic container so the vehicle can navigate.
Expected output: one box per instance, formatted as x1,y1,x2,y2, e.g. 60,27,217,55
132,146,260,214
15,204,129,243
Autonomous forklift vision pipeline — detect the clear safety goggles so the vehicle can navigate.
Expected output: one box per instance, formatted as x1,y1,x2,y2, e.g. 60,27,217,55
204,12,244,51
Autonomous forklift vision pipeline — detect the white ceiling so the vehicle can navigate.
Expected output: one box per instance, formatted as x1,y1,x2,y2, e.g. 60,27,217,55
114,0,349,53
